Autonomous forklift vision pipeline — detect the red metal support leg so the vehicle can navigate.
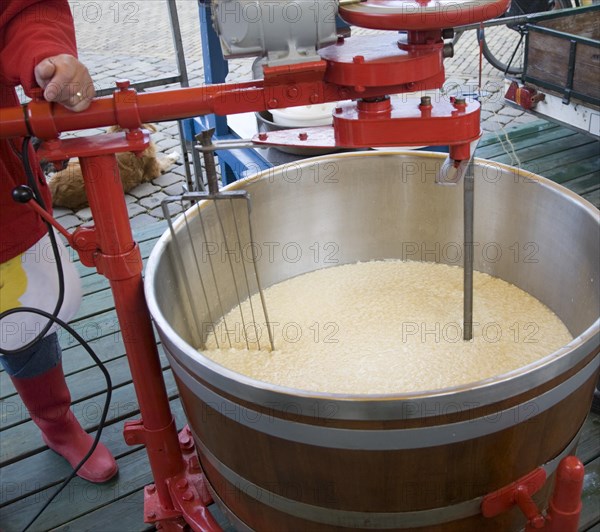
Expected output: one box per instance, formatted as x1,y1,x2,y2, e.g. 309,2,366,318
36,134,221,530
78,153,184,512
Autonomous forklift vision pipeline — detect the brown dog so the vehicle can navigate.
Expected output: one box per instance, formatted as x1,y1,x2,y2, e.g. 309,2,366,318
47,124,179,210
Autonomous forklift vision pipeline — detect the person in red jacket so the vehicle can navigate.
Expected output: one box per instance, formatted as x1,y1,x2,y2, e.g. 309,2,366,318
0,0,117,483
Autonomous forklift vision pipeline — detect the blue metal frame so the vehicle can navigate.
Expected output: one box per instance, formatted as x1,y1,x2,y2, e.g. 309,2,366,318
182,3,271,185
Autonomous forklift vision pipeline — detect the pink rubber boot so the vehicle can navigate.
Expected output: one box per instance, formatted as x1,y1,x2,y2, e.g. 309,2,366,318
10,362,118,483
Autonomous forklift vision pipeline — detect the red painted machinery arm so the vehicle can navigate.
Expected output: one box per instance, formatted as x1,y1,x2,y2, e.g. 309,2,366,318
0,65,426,141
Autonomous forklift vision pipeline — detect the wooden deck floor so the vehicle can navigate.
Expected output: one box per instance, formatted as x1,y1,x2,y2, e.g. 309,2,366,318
1,121,599,531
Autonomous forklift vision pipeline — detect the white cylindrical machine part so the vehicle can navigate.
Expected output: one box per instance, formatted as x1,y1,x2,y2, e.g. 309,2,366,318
212,0,339,65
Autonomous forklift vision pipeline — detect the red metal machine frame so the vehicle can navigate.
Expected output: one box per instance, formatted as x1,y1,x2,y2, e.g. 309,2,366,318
3,29,480,162
0,11,585,531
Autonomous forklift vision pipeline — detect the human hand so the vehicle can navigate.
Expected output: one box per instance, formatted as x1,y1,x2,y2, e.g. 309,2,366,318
34,54,95,112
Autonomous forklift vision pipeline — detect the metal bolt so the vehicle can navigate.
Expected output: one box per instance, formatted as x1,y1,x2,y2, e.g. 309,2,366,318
176,479,189,490
299,132,308,141
267,98,278,109
287,86,299,99
146,484,156,495
126,129,143,140
420,96,432,107
309,94,319,104
353,55,365,64
258,132,268,141
116,79,130,90
182,490,195,502
179,433,193,449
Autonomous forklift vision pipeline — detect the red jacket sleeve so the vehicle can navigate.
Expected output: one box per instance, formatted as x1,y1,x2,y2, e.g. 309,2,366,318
0,0,78,93
0,0,77,262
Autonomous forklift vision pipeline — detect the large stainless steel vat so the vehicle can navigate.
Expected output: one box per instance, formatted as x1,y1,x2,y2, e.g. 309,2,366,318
145,152,599,531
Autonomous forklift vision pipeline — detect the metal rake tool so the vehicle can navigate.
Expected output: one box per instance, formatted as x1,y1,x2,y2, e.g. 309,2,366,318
160,129,274,352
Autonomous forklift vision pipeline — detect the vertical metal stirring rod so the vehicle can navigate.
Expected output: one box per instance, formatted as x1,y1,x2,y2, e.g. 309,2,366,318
199,129,220,194
463,160,475,340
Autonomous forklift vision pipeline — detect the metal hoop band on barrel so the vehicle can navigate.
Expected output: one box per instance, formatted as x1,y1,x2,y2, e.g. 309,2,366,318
169,354,598,450
198,427,582,529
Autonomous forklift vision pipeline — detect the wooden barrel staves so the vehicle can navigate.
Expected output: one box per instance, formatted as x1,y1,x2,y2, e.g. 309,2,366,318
145,152,600,531
167,349,598,531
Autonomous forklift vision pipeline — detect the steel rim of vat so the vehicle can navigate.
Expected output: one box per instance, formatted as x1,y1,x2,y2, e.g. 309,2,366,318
169,352,598,449
145,151,600,421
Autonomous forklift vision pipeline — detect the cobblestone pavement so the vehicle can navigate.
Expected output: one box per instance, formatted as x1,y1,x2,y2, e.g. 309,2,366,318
50,0,537,230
